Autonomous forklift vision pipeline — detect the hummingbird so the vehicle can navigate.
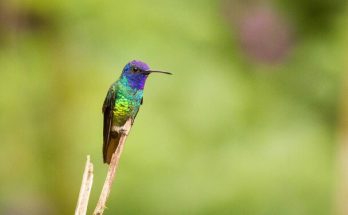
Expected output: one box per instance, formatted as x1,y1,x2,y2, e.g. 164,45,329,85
102,60,172,164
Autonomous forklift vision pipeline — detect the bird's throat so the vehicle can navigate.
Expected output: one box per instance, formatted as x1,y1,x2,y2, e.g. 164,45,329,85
121,74,147,90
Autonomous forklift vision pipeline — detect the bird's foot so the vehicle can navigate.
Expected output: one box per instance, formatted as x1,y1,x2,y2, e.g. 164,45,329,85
118,128,127,135
112,125,128,136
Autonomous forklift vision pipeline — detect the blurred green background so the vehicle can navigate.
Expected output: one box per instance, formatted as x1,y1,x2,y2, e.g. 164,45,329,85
0,0,347,214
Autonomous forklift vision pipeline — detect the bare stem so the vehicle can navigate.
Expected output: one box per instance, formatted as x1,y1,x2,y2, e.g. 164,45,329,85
335,71,348,215
75,155,94,215
93,118,132,215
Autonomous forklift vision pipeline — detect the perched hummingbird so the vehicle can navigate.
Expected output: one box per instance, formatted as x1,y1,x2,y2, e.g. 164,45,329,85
102,60,171,164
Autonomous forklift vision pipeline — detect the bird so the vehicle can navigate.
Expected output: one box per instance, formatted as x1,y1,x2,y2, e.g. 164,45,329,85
102,60,172,164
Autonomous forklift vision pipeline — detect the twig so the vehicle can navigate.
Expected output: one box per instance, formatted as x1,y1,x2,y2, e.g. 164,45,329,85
75,155,94,215
335,72,348,215
93,118,133,215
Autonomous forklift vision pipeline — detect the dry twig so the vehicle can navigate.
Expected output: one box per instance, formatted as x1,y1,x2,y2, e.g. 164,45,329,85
75,155,94,215
93,118,132,215
336,73,348,215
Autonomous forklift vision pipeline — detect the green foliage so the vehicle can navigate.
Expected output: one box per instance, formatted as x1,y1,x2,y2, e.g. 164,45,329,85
0,0,346,214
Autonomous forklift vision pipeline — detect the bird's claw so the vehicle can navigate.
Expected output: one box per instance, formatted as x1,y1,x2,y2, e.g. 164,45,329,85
118,128,127,135
112,125,128,136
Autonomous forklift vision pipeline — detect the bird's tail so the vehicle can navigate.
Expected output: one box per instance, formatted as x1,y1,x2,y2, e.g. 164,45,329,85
103,133,120,164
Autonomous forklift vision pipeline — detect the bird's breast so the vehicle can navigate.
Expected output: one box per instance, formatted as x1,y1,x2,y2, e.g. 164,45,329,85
113,89,142,125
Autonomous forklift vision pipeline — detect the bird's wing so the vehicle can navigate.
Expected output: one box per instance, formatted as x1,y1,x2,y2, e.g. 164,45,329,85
102,84,117,163
131,97,143,125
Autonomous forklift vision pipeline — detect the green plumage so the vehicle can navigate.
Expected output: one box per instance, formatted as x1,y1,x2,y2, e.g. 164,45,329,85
102,77,144,164
113,76,143,125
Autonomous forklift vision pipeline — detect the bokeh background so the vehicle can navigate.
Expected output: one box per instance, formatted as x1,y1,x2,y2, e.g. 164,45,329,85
0,0,347,214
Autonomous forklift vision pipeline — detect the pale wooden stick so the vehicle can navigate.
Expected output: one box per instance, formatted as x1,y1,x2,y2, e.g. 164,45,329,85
75,155,94,215
335,73,348,215
93,119,132,215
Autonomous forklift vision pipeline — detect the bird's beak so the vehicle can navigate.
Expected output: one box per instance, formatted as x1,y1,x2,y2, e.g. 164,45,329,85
142,70,172,75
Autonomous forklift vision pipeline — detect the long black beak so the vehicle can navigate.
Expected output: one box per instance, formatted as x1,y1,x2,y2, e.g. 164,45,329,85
142,70,172,75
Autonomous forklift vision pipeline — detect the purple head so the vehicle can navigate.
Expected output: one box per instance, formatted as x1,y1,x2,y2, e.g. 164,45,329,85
130,60,150,71
120,60,172,90
121,60,150,90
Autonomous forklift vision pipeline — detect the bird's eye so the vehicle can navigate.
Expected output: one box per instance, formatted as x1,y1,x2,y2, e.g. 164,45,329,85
133,67,139,73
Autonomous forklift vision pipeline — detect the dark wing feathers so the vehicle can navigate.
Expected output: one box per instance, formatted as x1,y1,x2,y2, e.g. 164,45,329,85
102,85,116,163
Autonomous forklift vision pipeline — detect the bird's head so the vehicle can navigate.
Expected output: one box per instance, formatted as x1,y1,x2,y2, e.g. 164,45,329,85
121,60,171,89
